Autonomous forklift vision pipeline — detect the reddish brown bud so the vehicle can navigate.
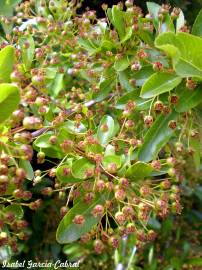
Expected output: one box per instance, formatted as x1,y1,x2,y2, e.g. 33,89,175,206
73,215,85,225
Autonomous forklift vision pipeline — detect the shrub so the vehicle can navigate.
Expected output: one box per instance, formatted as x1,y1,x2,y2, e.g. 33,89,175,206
0,1,201,269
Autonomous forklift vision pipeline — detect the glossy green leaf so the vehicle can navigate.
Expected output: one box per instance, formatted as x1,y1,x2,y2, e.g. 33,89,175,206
19,160,34,180
162,14,175,33
71,158,95,179
0,83,20,123
114,56,130,72
102,155,122,169
64,120,86,135
19,35,35,69
115,90,152,111
190,138,201,171
93,77,113,102
175,86,202,112
111,6,125,40
118,71,134,92
0,46,15,82
34,133,52,148
105,145,115,156
133,66,155,86
0,246,12,262
97,115,115,145
121,27,133,43
141,73,182,99
138,111,178,162
137,29,154,45
176,10,185,31
147,2,161,30
50,73,64,97
148,218,161,230
4,205,24,220
56,163,81,183
0,0,21,34
33,132,64,159
126,161,153,179
63,243,86,260
56,193,108,244
192,9,202,37
155,32,202,78
78,38,98,55
85,143,103,154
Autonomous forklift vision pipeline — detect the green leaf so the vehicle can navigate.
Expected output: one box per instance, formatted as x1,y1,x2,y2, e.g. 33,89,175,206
121,27,133,43
133,66,154,87
64,120,86,135
50,73,64,97
0,83,20,123
34,133,53,148
56,163,81,184
176,10,185,31
93,77,113,102
0,45,15,82
115,90,152,111
19,35,35,69
186,258,202,266
56,193,108,244
148,218,161,230
63,243,86,260
85,143,103,154
111,6,125,40
118,71,134,92
192,9,202,37
78,38,98,55
19,160,34,180
0,246,12,262
137,29,154,45
0,0,21,34
162,14,175,33
190,138,201,171
126,161,153,179
140,73,182,99
146,2,161,30
114,56,130,72
33,132,64,159
175,86,202,112
71,158,95,179
97,115,115,145
4,205,24,220
155,32,202,78
102,155,122,169
138,111,178,162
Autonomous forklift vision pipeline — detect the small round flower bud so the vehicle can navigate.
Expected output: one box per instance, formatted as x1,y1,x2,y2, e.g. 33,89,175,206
60,206,68,217
93,239,104,254
41,187,53,196
95,180,105,192
168,120,177,129
115,189,126,201
73,215,85,225
107,163,117,174
144,115,153,127
153,61,163,71
122,206,134,217
151,160,161,170
108,236,120,248
153,100,164,112
119,178,129,188
91,204,104,217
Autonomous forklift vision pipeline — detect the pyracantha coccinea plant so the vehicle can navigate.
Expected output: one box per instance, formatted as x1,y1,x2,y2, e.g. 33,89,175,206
0,0,202,266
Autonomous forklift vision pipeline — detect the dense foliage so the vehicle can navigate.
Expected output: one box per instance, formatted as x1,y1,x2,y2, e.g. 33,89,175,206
0,1,201,269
